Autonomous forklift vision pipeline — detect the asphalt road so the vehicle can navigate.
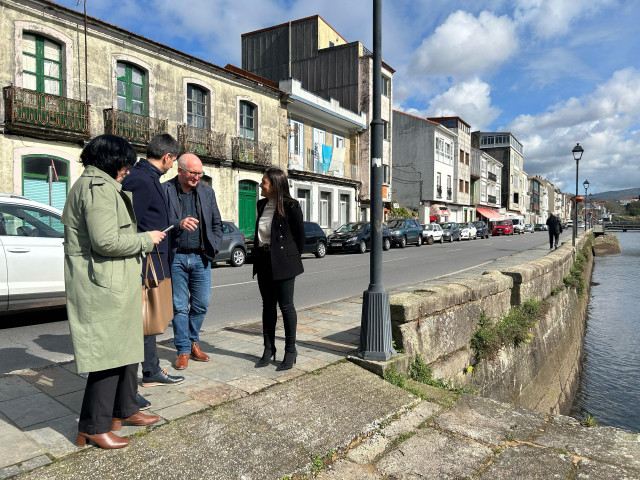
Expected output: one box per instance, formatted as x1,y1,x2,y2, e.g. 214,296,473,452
0,230,568,374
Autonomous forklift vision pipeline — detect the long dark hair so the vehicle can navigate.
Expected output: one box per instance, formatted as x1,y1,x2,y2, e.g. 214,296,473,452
264,167,298,217
80,134,137,179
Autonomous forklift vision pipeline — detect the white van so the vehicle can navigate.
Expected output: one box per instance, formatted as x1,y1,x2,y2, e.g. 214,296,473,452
509,215,526,234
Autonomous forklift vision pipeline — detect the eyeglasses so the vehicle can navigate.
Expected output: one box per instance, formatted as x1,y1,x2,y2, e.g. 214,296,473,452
179,167,204,177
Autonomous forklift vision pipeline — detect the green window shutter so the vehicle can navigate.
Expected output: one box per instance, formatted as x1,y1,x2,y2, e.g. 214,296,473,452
23,33,62,95
117,62,146,114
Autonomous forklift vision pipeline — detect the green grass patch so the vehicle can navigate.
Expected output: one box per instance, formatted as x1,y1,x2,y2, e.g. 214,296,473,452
562,242,592,297
471,301,541,364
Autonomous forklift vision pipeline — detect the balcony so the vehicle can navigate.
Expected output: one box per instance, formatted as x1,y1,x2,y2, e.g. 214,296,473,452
436,186,442,198
103,108,168,149
288,147,359,181
447,188,452,200
488,194,497,204
177,125,227,161
488,171,498,182
3,85,90,141
231,137,272,168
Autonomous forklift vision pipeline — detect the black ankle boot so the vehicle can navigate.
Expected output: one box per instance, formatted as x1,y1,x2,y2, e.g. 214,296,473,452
255,348,276,368
276,349,297,371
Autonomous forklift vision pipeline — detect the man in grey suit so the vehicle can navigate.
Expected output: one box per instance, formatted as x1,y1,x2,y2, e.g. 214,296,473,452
164,153,223,370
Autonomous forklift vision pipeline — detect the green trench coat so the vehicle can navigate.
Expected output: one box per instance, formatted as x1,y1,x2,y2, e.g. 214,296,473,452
62,166,154,374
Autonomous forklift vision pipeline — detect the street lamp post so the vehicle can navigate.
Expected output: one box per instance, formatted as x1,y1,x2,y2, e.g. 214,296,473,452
572,143,584,247
588,193,594,226
583,179,589,231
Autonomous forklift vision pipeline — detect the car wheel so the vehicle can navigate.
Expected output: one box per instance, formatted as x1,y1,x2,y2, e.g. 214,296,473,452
416,235,422,247
229,247,245,267
457,234,461,242
449,235,453,243
383,237,391,251
315,241,326,258
440,236,444,244
427,235,434,245
359,239,367,254
400,236,407,248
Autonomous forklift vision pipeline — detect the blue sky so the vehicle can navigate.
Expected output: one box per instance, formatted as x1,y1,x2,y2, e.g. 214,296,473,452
57,0,640,195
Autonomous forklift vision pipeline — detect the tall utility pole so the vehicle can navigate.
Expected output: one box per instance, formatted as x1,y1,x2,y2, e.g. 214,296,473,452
357,0,396,361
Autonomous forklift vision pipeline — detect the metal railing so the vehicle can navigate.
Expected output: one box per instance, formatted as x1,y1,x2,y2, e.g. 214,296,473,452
488,195,497,204
289,148,359,181
488,172,498,182
3,85,90,140
231,137,272,166
177,125,227,161
103,108,168,147
436,186,442,198
447,188,452,200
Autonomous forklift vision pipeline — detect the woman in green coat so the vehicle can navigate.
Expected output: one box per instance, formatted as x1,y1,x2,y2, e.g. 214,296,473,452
63,135,166,449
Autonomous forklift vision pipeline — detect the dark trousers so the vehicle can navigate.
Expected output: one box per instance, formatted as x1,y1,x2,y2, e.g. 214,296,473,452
78,363,138,434
256,254,297,353
142,334,160,378
549,231,560,248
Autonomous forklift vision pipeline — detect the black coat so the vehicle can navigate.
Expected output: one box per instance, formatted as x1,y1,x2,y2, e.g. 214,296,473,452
546,215,561,235
252,198,305,281
121,158,171,279
163,176,223,262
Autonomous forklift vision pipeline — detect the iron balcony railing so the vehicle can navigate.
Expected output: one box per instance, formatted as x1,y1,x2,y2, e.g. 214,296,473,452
3,85,90,141
231,137,272,166
447,188,452,200
488,194,497,204
177,125,227,161
488,171,498,182
103,108,168,148
436,186,442,198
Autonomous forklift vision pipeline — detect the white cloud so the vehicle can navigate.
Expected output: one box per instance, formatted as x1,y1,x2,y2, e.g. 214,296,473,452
509,68,640,192
426,78,501,130
411,10,518,77
514,0,616,39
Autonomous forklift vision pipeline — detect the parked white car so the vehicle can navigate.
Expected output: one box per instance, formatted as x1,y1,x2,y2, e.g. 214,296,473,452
0,193,65,314
420,223,444,244
460,222,477,240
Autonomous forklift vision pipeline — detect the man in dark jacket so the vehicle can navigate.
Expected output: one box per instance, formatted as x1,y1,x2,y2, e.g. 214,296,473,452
164,153,223,370
122,134,184,407
546,212,562,249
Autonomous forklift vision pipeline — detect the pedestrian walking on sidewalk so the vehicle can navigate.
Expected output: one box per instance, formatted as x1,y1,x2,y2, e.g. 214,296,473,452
62,135,162,449
253,167,306,370
122,134,184,407
546,212,562,249
164,153,223,370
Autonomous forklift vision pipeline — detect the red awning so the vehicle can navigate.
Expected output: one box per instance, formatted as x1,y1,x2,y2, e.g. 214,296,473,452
476,207,502,219
439,210,451,216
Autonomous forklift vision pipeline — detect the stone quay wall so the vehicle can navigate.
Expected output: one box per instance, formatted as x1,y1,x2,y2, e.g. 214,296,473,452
389,234,594,415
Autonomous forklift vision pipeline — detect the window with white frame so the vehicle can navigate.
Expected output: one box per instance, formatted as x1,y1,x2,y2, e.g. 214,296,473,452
319,191,331,228
481,180,487,202
481,158,487,176
382,75,391,97
289,118,304,165
339,194,349,225
297,188,310,221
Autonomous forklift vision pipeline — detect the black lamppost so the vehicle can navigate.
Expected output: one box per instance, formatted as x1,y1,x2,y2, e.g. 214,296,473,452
588,193,593,226
583,179,589,231
572,143,584,247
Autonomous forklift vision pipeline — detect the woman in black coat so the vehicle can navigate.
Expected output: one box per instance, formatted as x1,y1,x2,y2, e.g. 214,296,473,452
253,167,305,370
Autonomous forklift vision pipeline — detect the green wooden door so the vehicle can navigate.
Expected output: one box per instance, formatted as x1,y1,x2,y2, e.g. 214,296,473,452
238,180,257,241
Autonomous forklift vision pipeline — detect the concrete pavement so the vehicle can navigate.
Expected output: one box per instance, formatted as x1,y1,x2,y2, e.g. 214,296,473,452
3,230,636,479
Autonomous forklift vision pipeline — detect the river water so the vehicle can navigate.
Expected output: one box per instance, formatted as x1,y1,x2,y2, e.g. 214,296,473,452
570,232,640,432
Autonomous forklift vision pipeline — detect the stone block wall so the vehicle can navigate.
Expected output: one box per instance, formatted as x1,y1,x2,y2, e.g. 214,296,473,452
389,233,593,415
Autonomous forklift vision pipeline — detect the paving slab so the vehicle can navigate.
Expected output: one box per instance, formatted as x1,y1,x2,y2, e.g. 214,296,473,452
0,376,41,403
376,428,493,479
17,362,416,480
20,366,86,397
478,444,573,479
0,416,45,469
23,414,81,458
434,394,547,445
0,392,73,429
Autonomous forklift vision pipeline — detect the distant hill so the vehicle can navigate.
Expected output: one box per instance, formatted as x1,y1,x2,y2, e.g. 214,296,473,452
591,188,640,201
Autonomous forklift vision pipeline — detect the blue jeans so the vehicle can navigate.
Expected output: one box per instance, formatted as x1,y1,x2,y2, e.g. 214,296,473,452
171,253,211,355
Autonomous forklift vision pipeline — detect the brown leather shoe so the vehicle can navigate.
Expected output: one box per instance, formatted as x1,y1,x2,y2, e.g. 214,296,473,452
191,342,210,362
76,431,129,449
174,353,190,370
111,412,160,431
